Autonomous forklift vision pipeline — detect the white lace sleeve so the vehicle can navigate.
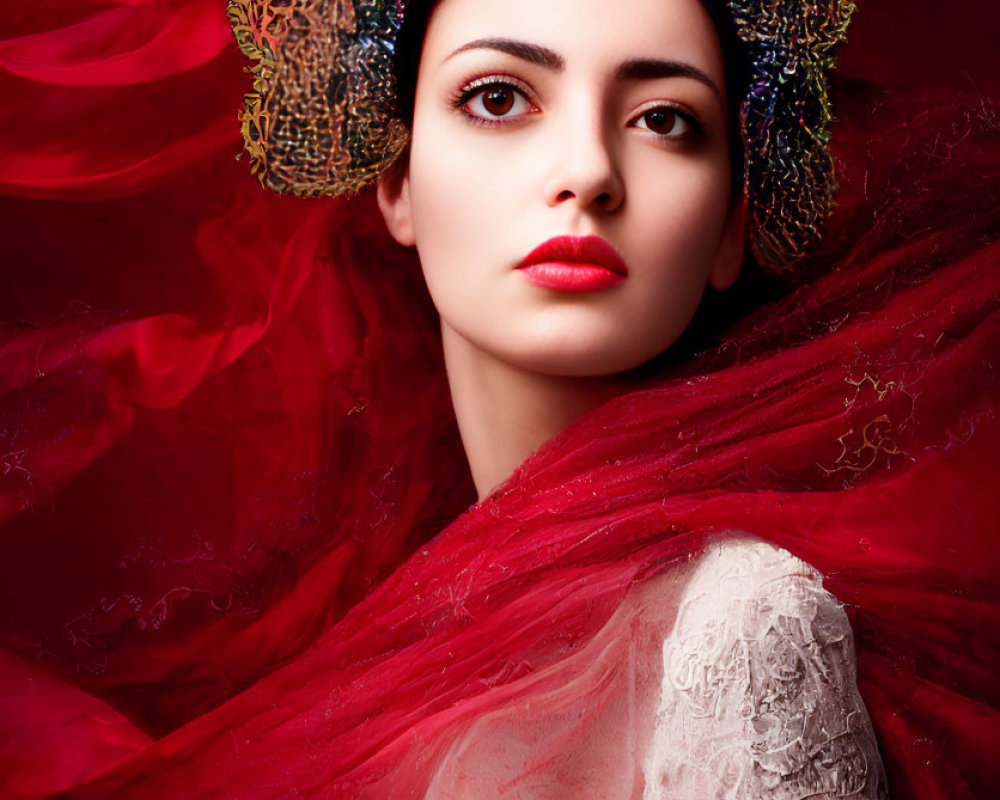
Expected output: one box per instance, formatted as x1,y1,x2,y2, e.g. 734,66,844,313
644,537,889,800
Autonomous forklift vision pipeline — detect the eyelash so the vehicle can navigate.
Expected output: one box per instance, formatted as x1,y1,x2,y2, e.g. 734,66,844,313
453,76,537,127
452,75,705,141
629,103,704,141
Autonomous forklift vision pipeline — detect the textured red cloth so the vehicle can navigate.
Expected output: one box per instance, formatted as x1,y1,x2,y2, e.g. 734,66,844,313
1,1,998,798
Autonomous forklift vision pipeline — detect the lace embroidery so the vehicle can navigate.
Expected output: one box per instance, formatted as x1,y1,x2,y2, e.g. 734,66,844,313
644,538,888,799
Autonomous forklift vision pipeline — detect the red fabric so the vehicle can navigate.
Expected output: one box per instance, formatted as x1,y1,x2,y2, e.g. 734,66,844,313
1,1,998,797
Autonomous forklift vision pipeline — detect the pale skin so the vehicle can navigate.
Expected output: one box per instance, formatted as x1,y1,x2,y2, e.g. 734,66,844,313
379,0,745,500
379,0,887,793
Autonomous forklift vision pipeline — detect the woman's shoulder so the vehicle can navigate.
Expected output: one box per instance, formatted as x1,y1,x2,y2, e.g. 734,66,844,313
644,533,889,799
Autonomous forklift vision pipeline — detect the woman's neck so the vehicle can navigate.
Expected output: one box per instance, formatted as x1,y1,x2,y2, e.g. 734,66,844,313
441,322,630,501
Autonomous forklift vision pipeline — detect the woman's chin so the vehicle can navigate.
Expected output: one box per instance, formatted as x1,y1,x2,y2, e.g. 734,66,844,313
493,340,675,379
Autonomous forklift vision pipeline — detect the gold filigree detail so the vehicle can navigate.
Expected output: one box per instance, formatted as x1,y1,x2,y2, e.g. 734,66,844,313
829,413,901,475
227,0,409,196
821,370,911,484
843,374,898,404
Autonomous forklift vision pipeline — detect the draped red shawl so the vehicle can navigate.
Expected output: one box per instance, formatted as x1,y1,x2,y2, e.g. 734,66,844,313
1,1,998,797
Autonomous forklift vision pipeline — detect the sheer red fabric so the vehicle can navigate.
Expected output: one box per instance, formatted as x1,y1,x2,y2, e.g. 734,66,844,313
1,1,998,798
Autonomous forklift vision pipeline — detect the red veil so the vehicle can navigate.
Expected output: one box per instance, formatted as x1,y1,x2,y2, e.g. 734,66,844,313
1,1,998,797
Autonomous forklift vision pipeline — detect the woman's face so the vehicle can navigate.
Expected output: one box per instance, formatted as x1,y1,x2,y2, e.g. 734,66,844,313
379,0,743,377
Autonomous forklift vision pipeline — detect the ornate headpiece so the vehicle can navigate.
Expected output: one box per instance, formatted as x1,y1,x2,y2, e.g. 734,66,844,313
227,0,854,272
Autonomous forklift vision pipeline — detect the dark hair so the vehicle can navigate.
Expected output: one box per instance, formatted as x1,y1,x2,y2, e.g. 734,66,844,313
393,0,749,174
394,0,438,126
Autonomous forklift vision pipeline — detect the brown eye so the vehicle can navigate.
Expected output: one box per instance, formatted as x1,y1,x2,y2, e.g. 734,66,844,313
482,88,515,116
644,109,676,134
461,81,535,122
634,106,692,138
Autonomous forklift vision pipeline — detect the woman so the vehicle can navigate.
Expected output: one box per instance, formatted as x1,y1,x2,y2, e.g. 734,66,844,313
371,0,884,795
378,0,748,498
1,0,997,797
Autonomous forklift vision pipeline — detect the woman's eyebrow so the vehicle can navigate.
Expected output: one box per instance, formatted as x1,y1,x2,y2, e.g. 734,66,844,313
444,38,564,70
616,59,721,97
442,41,719,98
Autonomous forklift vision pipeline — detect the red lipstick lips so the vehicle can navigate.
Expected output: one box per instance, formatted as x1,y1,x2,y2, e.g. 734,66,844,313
516,236,628,292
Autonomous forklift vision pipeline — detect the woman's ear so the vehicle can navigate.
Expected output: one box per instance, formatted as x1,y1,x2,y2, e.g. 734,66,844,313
376,157,416,247
709,193,747,290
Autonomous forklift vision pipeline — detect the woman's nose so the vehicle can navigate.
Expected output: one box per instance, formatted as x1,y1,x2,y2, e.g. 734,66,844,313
542,109,624,213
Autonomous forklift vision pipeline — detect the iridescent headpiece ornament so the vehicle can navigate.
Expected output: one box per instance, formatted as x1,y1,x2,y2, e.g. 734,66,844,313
227,0,854,273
